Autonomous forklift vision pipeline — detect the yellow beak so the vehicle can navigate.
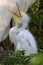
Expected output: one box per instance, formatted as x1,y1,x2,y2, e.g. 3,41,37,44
8,3,23,18
8,3,23,26
8,9,20,18
16,2,23,17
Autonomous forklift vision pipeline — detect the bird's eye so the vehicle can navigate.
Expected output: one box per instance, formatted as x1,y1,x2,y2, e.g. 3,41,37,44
18,23,22,28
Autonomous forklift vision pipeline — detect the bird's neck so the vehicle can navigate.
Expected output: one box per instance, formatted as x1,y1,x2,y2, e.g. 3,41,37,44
13,26,20,35
14,24,27,35
17,23,28,30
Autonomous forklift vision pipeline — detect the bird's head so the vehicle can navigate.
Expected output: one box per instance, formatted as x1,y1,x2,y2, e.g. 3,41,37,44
8,3,30,28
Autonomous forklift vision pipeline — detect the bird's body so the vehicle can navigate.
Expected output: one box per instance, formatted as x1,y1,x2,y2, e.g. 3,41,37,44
17,30,38,55
9,27,38,56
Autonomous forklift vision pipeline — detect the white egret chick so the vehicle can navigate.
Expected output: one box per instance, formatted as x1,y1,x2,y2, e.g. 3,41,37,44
9,3,38,56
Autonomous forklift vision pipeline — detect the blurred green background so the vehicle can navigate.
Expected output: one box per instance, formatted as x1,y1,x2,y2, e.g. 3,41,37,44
28,0,43,49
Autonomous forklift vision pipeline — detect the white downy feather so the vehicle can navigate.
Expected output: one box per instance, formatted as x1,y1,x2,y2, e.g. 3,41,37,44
9,27,38,56
16,30,38,56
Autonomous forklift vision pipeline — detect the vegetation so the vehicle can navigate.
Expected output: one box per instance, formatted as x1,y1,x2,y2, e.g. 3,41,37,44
28,0,43,49
0,50,43,65
0,0,43,65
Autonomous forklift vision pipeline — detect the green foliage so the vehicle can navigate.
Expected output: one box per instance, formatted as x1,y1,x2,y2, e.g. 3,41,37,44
27,54,43,65
27,0,43,49
0,64,2,65
0,50,43,65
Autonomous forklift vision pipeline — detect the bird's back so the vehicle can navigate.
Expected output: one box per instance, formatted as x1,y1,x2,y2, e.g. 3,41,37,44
16,29,38,55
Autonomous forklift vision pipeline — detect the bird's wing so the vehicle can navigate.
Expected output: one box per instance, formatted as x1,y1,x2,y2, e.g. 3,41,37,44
0,0,12,42
16,30,38,54
16,30,34,55
25,30,38,53
16,36,32,55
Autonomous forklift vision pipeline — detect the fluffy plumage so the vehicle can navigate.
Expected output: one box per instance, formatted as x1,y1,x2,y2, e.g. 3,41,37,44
9,27,38,56
9,5,38,55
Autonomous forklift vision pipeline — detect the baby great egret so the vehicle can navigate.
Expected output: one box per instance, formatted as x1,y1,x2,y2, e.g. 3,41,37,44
9,3,38,56
0,0,36,42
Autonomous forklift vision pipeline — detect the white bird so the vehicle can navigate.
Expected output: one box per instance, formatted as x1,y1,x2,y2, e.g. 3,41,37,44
0,0,36,42
9,3,38,56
